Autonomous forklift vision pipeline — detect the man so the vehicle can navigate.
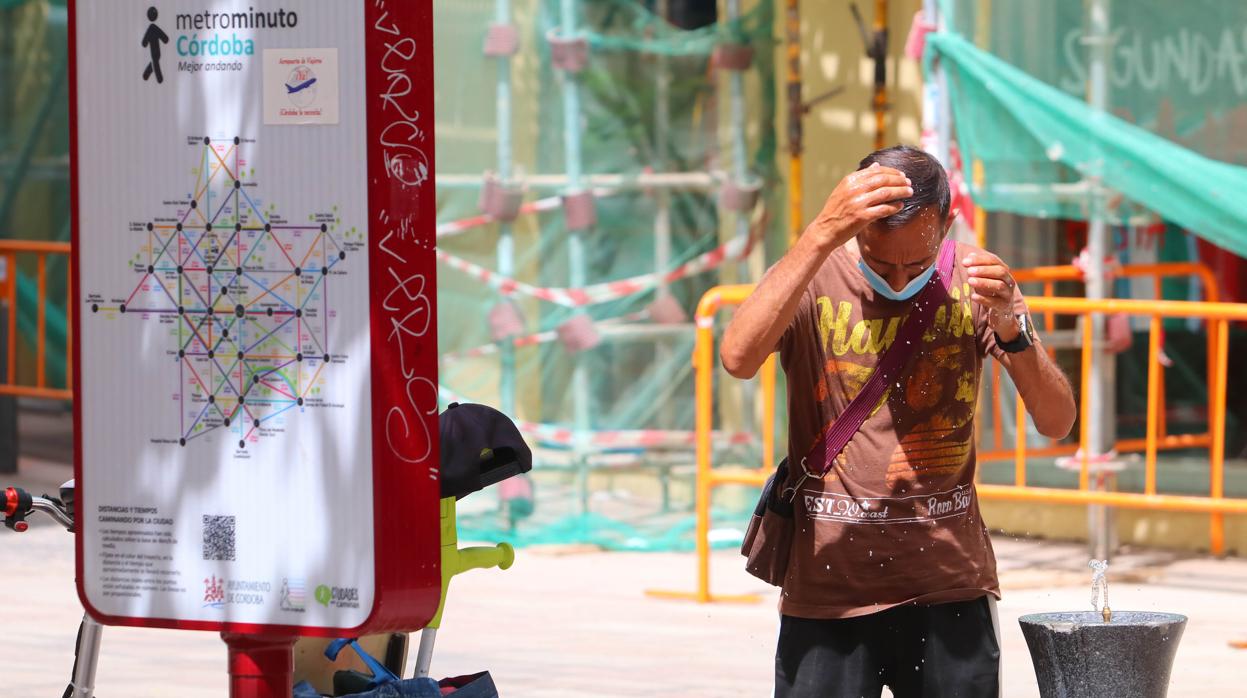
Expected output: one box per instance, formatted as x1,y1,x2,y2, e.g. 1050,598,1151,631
721,146,1076,697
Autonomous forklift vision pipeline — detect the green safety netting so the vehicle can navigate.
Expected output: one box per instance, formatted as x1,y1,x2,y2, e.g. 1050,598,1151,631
3,1,781,548
1,0,70,389
927,0,1247,256
435,0,781,548
582,0,765,56
936,0,1247,162
927,0,1247,460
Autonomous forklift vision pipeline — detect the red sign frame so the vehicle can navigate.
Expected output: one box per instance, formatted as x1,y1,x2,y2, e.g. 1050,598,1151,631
68,0,440,637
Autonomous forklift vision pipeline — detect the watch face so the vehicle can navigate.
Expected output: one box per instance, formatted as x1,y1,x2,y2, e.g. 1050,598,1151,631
1020,314,1036,345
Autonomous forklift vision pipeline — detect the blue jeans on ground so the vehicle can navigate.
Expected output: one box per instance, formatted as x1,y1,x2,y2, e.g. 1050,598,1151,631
293,678,441,698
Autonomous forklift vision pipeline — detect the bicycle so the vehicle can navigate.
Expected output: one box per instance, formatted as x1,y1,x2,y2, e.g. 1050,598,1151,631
3,401,530,697
3,479,103,698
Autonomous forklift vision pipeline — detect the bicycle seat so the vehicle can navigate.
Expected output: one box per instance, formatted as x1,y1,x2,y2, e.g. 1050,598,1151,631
438,402,532,500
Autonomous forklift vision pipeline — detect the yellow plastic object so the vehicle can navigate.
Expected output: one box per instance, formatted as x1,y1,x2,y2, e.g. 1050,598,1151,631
428,496,514,629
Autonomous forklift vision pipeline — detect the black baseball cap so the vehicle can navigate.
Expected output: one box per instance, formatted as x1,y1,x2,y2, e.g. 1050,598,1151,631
439,402,532,500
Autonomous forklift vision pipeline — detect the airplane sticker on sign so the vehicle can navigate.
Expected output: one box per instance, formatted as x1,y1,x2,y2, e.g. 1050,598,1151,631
263,48,340,125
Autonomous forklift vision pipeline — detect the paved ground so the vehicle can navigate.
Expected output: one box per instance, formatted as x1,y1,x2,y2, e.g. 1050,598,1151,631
3,459,1247,696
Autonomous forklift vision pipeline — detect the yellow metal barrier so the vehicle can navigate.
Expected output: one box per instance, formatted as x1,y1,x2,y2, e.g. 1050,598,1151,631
981,262,1220,465
646,285,767,603
0,240,72,401
1013,294,1245,554
648,280,1246,604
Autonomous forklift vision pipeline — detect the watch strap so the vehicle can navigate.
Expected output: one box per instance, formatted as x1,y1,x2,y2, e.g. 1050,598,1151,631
996,314,1034,353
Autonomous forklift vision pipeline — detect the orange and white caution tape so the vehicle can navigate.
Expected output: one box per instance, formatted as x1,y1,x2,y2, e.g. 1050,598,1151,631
435,188,617,239
437,234,752,308
441,310,651,362
436,194,564,238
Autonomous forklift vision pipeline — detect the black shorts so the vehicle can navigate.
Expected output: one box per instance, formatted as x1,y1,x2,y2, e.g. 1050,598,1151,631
775,596,1000,698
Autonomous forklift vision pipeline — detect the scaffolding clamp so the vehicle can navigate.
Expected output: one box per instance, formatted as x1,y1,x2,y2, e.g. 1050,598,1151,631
718,178,762,213
713,43,754,72
479,173,524,222
646,292,688,325
557,314,601,354
562,189,597,230
547,30,589,73
483,23,520,57
488,300,526,342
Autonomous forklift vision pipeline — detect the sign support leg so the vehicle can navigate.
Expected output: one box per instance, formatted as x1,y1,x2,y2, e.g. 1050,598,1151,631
223,633,297,698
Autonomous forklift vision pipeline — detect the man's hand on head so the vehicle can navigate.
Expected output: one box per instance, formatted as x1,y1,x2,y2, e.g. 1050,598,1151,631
804,163,913,252
964,251,1020,342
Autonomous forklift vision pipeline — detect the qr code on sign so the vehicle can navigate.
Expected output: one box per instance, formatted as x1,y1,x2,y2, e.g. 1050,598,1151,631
202,515,236,561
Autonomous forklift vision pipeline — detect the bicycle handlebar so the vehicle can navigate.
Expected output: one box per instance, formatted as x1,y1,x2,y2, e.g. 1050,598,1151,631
2,487,73,532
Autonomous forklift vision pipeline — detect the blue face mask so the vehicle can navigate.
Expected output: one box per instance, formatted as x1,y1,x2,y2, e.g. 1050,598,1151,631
858,258,938,301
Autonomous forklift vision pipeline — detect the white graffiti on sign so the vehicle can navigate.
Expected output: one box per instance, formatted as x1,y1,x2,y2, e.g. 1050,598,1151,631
373,10,429,187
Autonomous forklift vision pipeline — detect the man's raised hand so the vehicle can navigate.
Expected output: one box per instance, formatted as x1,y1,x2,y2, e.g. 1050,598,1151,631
804,163,913,251
964,250,1021,342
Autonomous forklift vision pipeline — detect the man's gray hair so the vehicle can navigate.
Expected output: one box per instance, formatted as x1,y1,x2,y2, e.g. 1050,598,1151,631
857,145,951,229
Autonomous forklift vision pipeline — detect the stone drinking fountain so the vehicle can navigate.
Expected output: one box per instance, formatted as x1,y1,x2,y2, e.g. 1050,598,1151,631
1019,560,1187,698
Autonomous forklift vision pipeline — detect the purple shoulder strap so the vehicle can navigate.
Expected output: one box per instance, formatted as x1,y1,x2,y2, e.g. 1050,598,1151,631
803,238,957,478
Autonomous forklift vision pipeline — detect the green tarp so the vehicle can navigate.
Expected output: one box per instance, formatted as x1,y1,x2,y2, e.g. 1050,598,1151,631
927,31,1247,259
936,0,1247,166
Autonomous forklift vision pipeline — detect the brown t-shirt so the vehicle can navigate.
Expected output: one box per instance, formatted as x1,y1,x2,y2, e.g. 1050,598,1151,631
775,239,1025,619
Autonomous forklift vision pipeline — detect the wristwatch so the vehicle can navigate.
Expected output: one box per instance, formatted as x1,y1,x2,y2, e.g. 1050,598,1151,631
995,313,1037,353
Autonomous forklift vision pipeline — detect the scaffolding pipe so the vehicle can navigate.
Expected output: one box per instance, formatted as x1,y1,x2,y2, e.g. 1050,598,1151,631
872,0,889,150
561,0,584,188
727,0,750,211
655,0,675,430
785,0,802,247
436,171,719,190
725,0,758,466
655,1,672,299
1084,0,1116,560
495,0,517,417
927,0,952,166
559,0,593,513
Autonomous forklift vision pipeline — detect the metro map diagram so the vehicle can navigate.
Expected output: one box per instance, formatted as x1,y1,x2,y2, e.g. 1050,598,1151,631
86,137,362,451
